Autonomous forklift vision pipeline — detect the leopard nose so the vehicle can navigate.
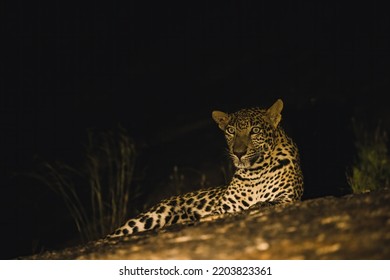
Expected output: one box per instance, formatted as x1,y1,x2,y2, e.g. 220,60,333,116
234,151,246,159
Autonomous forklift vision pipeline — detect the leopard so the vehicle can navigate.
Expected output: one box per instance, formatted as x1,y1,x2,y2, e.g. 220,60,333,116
105,98,303,238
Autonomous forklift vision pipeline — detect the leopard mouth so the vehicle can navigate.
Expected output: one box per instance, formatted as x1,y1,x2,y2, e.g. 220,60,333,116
233,154,259,169
233,154,264,168
234,161,248,169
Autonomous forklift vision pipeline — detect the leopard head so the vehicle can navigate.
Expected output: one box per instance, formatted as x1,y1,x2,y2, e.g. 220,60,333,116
212,99,283,169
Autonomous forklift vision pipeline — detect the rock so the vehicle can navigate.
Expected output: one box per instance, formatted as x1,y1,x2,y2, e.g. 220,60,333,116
22,188,390,259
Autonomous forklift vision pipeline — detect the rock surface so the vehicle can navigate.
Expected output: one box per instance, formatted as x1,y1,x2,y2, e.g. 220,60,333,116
22,188,390,260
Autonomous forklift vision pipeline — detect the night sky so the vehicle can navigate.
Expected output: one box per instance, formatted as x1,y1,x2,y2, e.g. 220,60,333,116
1,1,390,259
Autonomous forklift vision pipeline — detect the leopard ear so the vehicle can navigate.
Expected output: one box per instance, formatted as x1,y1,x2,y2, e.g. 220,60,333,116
212,110,230,130
266,99,283,128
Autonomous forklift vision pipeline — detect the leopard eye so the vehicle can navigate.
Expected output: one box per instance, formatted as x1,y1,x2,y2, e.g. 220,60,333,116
251,127,262,134
225,126,235,135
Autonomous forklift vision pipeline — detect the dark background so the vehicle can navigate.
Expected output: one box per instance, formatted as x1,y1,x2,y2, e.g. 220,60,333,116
1,1,390,259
